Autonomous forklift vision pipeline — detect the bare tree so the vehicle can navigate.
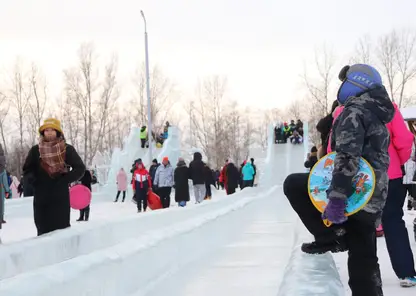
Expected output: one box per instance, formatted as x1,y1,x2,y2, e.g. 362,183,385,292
0,92,10,154
303,45,336,117
225,101,242,164
286,98,304,120
302,45,337,147
351,35,373,64
394,29,416,107
64,43,120,164
27,63,48,145
188,76,229,168
377,30,399,102
8,59,31,176
131,65,177,134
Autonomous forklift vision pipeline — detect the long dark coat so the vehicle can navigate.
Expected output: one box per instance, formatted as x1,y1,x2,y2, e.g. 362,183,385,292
225,163,239,192
23,144,85,236
174,163,190,202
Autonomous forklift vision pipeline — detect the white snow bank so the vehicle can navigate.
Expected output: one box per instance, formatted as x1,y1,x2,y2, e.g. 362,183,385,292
0,186,278,296
277,220,344,296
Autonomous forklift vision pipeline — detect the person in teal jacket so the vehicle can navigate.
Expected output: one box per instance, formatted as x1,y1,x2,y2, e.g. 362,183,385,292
241,161,255,189
0,169,11,224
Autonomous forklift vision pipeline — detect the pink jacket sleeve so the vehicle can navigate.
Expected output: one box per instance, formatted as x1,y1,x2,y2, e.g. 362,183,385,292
327,106,345,154
389,104,414,165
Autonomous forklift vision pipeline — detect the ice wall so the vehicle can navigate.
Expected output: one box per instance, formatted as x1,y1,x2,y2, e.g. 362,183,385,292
106,126,181,186
155,126,181,166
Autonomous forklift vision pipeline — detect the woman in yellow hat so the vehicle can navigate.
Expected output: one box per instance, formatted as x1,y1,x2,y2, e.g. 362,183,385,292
22,118,86,236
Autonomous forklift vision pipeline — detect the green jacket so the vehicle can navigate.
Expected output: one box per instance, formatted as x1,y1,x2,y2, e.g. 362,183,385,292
140,128,147,140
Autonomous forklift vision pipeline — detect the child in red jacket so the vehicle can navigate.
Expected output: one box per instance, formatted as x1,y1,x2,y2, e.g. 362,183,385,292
132,162,152,212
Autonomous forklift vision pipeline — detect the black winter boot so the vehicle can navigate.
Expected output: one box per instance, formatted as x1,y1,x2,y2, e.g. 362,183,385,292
301,227,348,254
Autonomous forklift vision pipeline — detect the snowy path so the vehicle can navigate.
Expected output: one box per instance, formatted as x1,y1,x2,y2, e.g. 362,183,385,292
141,189,297,296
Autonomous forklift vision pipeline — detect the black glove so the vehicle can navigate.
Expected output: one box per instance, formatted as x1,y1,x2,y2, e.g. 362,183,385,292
401,165,406,176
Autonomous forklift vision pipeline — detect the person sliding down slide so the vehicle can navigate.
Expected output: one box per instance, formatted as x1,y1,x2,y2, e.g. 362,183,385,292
284,64,395,296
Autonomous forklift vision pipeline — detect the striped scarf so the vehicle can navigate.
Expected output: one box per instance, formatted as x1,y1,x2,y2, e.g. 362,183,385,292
39,137,68,177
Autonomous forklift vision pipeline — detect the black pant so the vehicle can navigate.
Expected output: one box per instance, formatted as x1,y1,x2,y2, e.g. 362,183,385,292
140,138,146,148
205,183,212,198
115,191,126,202
158,187,171,208
227,186,236,195
242,180,253,189
382,178,416,278
135,184,148,212
34,199,71,236
283,173,382,296
79,205,90,221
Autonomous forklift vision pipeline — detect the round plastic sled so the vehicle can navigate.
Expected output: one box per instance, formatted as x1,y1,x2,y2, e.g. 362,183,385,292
308,152,375,227
148,191,162,210
70,184,92,210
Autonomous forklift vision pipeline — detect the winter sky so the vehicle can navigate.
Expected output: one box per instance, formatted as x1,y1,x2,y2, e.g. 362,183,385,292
0,0,414,109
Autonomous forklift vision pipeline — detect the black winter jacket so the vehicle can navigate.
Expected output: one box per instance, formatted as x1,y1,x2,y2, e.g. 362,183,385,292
189,152,205,185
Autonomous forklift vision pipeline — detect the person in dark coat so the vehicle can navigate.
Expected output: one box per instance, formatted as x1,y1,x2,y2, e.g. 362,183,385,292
250,158,257,187
22,118,85,236
304,146,318,170
149,159,160,190
174,158,190,207
204,164,215,200
225,160,239,195
77,170,92,221
189,152,206,203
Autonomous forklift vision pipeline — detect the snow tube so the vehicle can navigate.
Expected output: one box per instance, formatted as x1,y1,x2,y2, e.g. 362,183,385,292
69,184,92,210
148,191,162,210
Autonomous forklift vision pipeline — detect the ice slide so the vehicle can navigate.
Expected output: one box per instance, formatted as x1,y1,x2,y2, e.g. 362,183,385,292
1,126,415,295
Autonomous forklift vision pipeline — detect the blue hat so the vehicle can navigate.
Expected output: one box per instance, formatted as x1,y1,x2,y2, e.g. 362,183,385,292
337,64,382,105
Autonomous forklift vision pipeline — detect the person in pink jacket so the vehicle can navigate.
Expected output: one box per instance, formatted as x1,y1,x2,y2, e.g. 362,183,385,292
326,105,344,154
382,103,416,287
115,168,128,202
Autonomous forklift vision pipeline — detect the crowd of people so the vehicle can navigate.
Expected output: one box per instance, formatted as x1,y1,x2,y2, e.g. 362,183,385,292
115,154,258,212
284,63,416,295
274,119,303,144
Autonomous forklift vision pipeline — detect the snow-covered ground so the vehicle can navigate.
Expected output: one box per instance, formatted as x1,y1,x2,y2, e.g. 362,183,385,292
0,126,415,295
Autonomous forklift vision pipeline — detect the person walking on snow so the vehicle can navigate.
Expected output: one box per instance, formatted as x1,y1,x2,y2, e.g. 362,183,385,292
174,158,190,207
115,168,128,202
77,170,92,221
132,161,152,212
140,126,147,149
154,157,174,208
189,152,206,203
204,164,214,200
284,64,395,296
224,159,239,195
404,121,416,211
250,158,257,187
149,159,160,191
0,143,7,225
241,160,255,189
382,104,416,287
23,118,85,236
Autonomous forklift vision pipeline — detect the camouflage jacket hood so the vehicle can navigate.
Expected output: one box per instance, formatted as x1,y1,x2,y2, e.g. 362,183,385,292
344,86,394,125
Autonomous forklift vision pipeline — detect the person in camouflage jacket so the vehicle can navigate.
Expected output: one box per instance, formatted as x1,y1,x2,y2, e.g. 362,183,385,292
284,64,394,296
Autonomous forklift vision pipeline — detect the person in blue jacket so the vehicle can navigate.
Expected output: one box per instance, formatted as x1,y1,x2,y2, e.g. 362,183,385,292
241,161,255,189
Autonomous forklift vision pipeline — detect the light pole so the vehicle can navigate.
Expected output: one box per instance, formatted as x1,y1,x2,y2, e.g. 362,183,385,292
140,10,153,164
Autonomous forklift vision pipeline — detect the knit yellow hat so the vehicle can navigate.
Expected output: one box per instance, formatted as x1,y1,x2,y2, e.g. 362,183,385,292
39,118,63,134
